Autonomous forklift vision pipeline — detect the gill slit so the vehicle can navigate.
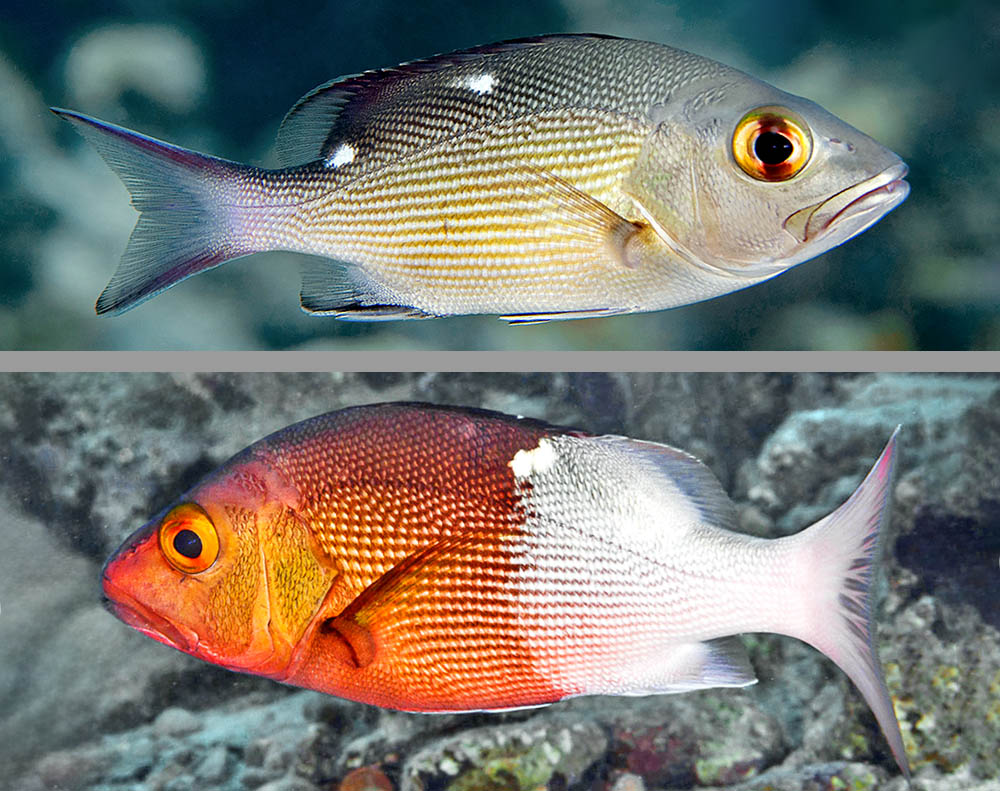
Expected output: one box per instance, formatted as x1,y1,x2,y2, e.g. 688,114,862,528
258,534,278,664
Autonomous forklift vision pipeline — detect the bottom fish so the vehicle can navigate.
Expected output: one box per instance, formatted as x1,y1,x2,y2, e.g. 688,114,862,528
100,403,909,778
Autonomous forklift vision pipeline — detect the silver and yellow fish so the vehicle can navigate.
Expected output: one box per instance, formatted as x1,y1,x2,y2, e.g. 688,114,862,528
54,34,909,321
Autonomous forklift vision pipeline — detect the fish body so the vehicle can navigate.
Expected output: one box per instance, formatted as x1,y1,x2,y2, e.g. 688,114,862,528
102,403,909,777
55,35,908,320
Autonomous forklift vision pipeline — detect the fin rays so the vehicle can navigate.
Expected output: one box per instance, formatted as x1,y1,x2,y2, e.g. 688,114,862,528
798,428,910,779
52,109,250,314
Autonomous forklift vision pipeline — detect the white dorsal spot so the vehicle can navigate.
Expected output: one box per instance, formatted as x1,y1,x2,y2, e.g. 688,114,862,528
325,143,356,169
509,438,558,478
464,73,495,95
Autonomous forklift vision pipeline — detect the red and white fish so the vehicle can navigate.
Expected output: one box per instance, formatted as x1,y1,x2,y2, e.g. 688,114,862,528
55,35,908,321
101,403,909,778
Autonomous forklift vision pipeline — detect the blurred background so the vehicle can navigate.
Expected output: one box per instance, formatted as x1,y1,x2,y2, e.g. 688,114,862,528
2,372,999,790
1,0,997,350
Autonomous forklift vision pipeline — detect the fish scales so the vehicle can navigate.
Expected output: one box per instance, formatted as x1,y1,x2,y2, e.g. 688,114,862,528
292,112,645,262
283,36,717,177
258,405,547,589
101,403,910,779
55,35,908,318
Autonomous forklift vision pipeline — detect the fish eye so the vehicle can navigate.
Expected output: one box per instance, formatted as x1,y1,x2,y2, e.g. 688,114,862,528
732,106,812,181
172,529,202,558
158,503,219,574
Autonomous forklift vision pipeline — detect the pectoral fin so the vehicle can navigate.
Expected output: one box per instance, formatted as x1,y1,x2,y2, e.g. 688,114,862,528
512,164,645,268
320,616,377,669
322,530,515,664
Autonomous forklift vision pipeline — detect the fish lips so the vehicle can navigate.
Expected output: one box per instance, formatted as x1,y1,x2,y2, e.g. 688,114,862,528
784,161,910,248
101,572,194,654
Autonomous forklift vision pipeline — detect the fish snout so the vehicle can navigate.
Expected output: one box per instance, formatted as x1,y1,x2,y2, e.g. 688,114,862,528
101,575,193,653
784,161,910,245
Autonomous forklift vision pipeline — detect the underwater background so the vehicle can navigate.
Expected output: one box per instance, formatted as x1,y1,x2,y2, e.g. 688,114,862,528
1,0,997,350
0,372,997,790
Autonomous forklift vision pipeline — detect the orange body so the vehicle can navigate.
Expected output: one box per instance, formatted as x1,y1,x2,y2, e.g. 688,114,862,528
103,404,566,709
101,402,909,778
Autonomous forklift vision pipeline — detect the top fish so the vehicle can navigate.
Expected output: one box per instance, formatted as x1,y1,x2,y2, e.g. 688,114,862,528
53,35,909,321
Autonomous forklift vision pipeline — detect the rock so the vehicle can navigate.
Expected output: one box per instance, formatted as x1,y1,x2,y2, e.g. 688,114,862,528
695,761,898,791
605,772,645,791
883,594,1000,779
2,373,997,791
254,778,322,791
599,693,785,788
338,766,395,790
400,714,607,791
63,24,207,117
154,707,203,738
194,745,230,783
743,374,998,534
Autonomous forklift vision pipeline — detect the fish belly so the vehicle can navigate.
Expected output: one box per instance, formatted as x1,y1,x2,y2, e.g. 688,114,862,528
286,520,774,711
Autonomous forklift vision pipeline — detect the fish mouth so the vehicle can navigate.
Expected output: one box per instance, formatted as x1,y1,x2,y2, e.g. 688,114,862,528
102,576,193,653
784,161,910,246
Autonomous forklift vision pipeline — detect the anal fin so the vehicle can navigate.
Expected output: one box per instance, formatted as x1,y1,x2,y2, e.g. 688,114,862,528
693,636,757,689
619,637,757,696
298,257,437,319
330,303,438,321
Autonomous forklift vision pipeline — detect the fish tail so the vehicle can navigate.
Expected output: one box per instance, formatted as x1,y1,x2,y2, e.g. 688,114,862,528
794,427,910,779
52,108,255,314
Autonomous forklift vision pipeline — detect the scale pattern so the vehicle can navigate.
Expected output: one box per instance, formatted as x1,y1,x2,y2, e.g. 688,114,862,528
241,36,743,314
251,406,767,709
258,404,554,594
277,35,734,177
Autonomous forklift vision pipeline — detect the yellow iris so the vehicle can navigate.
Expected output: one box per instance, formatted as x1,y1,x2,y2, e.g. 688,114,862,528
158,502,220,574
732,106,812,182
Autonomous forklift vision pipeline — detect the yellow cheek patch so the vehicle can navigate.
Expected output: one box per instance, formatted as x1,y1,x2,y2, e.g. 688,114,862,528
259,506,336,640
158,503,220,574
202,506,264,655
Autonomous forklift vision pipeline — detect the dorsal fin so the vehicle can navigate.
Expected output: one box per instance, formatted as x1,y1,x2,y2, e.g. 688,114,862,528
274,34,624,168
593,435,739,531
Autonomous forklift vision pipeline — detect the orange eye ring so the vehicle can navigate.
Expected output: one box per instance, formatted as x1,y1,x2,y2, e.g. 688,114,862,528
158,502,220,574
732,106,812,181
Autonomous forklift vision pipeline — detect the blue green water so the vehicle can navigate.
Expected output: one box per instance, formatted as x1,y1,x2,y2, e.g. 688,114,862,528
1,0,996,349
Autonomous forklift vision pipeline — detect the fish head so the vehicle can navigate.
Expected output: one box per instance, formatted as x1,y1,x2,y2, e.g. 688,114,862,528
101,454,324,678
626,75,909,278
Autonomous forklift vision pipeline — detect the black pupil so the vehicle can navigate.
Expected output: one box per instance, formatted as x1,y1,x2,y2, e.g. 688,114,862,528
173,529,202,559
755,130,794,165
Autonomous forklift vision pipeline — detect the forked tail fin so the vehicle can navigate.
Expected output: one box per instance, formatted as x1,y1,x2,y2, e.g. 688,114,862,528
52,109,254,314
795,428,910,780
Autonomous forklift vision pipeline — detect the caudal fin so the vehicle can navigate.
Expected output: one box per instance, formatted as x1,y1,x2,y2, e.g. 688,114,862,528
52,109,253,314
796,428,910,779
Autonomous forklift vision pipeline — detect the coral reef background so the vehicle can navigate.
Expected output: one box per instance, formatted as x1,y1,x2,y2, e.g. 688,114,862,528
1,372,998,790
1,0,998,349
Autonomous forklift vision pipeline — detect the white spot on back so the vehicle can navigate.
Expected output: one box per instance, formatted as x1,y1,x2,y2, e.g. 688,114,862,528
509,438,557,478
463,73,495,94
325,143,356,169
